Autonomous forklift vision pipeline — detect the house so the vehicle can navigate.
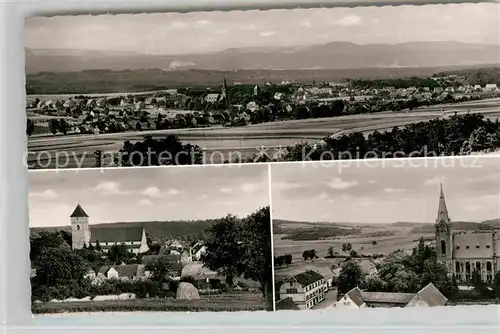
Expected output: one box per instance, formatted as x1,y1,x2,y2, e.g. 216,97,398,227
98,264,147,281
279,270,327,310
191,241,207,261
334,283,447,308
180,249,192,264
484,84,499,92
205,93,220,103
355,259,378,277
84,268,96,280
167,240,183,254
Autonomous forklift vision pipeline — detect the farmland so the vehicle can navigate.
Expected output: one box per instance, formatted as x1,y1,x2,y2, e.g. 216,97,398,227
32,293,266,314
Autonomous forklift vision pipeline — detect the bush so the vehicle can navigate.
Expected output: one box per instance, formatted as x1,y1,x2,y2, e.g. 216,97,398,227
180,276,198,288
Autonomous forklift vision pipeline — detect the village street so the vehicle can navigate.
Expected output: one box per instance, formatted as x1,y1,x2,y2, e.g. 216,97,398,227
312,288,338,310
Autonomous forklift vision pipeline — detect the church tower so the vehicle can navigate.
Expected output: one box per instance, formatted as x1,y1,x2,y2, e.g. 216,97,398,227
70,203,91,250
435,183,453,274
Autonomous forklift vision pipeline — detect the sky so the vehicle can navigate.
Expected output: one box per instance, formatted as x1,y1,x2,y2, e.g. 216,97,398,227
24,3,500,55
29,164,270,227
271,157,500,224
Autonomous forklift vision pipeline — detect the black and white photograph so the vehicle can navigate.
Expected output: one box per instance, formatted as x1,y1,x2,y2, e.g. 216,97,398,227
271,157,500,310
25,3,500,170
28,164,273,314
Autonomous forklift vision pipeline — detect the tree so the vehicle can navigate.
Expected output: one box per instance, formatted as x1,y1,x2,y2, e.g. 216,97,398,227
302,249,318,261
327,247,334,258
27,119,35,136
493,270,500,298
95,240,102,252
364,275,386,292
107,244,132,264
146,257,176,284
350,250,358,258
237,206,273,310
30,231,70,265
49,119,59,135
202,214,242,288
337,260,364,294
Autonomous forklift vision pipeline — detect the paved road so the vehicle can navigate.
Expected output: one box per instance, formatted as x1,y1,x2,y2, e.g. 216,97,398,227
312,288,338,310
26,100,500,168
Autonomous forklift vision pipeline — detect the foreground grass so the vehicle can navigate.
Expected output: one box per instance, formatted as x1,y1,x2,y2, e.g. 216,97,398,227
32,293,266,314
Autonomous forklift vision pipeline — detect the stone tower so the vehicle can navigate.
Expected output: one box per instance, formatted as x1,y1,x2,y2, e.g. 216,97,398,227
70,203,91,250
435,183,453,274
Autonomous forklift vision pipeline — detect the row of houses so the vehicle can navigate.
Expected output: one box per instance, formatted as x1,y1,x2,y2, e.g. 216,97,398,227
278,268,447,310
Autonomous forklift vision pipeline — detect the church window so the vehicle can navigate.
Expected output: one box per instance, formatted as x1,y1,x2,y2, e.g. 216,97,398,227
440,240,446,255
466,245,470,249
455,262,460,272
77,225,80,230
487,262,492,271
476,262,481,271
486,245,491,248
476,245,480,248
465,262,471,273
456,245,460,249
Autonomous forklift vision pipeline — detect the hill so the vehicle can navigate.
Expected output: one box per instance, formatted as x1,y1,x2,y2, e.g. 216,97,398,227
30,219,217,241
410,220,500,234
25,41,500,74
273,219,362,241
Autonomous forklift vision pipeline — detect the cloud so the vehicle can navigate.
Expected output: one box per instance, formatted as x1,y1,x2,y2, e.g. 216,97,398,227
384,188,407,194
220,188,233,194
92,182,128,196
360,200,375,207
216,29,229,35
301,21,312,28
141,186,162,198
29,189,58,199
170,21,189,30
368,180,379,184
138,199,154,206
242,183,259,194
259,31,276,37
328,178,359,190
195,20,211,26
200,194,209,200
167,189,180,196
333,15,362,27
424,176,445,187
316,192,335,203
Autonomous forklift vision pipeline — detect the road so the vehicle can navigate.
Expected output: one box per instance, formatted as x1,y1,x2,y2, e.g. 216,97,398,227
312,288,338,310
26,99,500,169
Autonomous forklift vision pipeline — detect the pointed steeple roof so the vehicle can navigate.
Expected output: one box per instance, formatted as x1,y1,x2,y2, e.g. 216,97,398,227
436,183,450,224
70,203,89,218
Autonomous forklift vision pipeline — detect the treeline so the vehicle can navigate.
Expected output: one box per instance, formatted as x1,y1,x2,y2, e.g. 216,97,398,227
350,77,440,89
274,254,292,267
436,67,500,86
280,226,362,241
245,113,500,163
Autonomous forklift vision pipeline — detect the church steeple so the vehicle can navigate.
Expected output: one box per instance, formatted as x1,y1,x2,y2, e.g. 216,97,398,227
436,183,451,225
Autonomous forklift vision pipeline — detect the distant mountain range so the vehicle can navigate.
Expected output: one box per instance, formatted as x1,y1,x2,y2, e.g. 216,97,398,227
25,41,500,74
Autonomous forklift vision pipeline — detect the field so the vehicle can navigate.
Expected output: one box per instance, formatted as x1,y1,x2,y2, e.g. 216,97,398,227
273,220,436,263
32,293,266,314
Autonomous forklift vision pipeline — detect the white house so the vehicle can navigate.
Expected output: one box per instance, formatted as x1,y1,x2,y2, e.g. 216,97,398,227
484,84,499,92
98,264,147,281
205,93,220,103
279,270,327,310
191,242,207,261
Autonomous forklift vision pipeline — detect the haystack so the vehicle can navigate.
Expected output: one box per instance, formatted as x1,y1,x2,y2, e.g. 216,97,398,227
176,282,200,300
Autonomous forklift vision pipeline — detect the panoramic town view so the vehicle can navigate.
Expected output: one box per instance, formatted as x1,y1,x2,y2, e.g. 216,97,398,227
29,165,273,313
24,3,500,169
271,157,500,310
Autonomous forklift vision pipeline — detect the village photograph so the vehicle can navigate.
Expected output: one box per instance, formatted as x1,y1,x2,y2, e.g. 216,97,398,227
24,3,500,169
28,164,273,314
271,156,500,310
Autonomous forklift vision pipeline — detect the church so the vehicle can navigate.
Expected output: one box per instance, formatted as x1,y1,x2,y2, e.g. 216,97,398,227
435,184,499,283
70,203,149,254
